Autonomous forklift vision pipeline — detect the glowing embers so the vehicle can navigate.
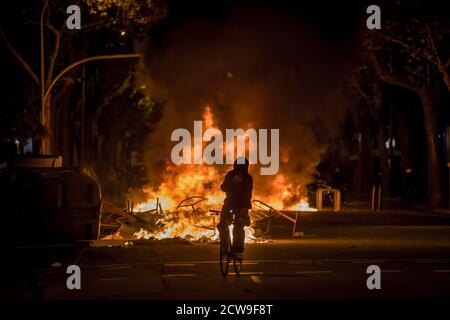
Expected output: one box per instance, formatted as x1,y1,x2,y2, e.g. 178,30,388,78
133,212,257,244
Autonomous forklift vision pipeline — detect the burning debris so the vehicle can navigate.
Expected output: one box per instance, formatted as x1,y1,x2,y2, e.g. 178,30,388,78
101,197,259,243
132,196,259,243
101,180,316,243
101,106,317,243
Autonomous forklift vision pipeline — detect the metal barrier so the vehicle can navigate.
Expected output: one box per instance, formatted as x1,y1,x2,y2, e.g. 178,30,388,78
252,200,303,238
176,196,207,212
316,188,341,212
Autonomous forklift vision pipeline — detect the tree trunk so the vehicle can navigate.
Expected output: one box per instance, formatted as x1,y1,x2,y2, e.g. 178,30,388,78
397,112,412,171
356,111,373,193
418,88,443,206
373,81,391,197
375,119,391,197
437,63,450,93
368,49,443,207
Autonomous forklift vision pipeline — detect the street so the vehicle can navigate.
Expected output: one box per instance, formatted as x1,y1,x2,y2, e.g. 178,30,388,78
2,211,450,300
3,0,450,312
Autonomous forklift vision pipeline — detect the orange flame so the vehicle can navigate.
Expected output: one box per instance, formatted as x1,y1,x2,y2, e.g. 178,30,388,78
132,106,316,242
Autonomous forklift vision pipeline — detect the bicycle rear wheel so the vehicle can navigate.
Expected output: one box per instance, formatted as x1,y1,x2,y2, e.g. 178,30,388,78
233,257,242,275
219,236,230,277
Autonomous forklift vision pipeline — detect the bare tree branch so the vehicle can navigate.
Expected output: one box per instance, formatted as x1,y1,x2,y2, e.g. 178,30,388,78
370,32,439,66
47,22,59,37
425,24,441,63
424,24,450,91
0,24,40,86
374,22,450,93
368,49,419,93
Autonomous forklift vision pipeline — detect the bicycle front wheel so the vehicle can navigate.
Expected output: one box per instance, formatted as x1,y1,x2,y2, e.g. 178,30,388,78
219,237,230,277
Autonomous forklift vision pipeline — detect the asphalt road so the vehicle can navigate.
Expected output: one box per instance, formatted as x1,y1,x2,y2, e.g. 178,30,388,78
1,223,450,300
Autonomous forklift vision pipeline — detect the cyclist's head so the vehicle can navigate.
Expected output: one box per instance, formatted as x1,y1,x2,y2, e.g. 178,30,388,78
233,157,249,172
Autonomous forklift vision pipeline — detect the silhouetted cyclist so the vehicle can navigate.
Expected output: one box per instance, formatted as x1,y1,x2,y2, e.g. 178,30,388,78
218,157,253,261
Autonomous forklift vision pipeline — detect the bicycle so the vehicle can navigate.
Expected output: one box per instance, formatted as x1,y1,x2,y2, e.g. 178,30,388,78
209,209,243,277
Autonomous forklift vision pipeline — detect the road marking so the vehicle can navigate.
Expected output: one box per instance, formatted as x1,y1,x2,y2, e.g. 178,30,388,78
289,261,322,264
30,258,450,273
433,270,450,273
381,269,402,273
100,266,132,271
296,270,333,274
161,273,196,278
96,277,128,282
164,263,196,267
251,275,262,283
229,272,264,276
351,260,384,264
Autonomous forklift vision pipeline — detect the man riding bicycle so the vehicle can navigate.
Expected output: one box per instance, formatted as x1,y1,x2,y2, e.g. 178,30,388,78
217,157,253,261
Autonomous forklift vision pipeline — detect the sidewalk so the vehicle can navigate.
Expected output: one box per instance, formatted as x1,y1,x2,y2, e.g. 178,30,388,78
341,196,450,215
266,200,450,228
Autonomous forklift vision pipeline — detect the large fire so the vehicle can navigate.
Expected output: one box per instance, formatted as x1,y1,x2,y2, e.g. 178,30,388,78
130,106,317,242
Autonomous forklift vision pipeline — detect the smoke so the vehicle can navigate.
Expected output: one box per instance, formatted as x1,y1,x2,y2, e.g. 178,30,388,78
136,5,360,199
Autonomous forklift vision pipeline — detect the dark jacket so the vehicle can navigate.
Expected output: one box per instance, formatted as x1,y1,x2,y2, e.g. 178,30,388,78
220,167,253,210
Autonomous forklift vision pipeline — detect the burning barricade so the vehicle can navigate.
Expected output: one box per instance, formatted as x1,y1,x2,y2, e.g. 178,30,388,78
100,187,317,244
99,106,318,243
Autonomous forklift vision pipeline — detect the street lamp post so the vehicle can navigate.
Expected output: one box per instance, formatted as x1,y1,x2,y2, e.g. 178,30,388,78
40,0,50,154
40,53,143,156
38,0,143,155
43,54,143,104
